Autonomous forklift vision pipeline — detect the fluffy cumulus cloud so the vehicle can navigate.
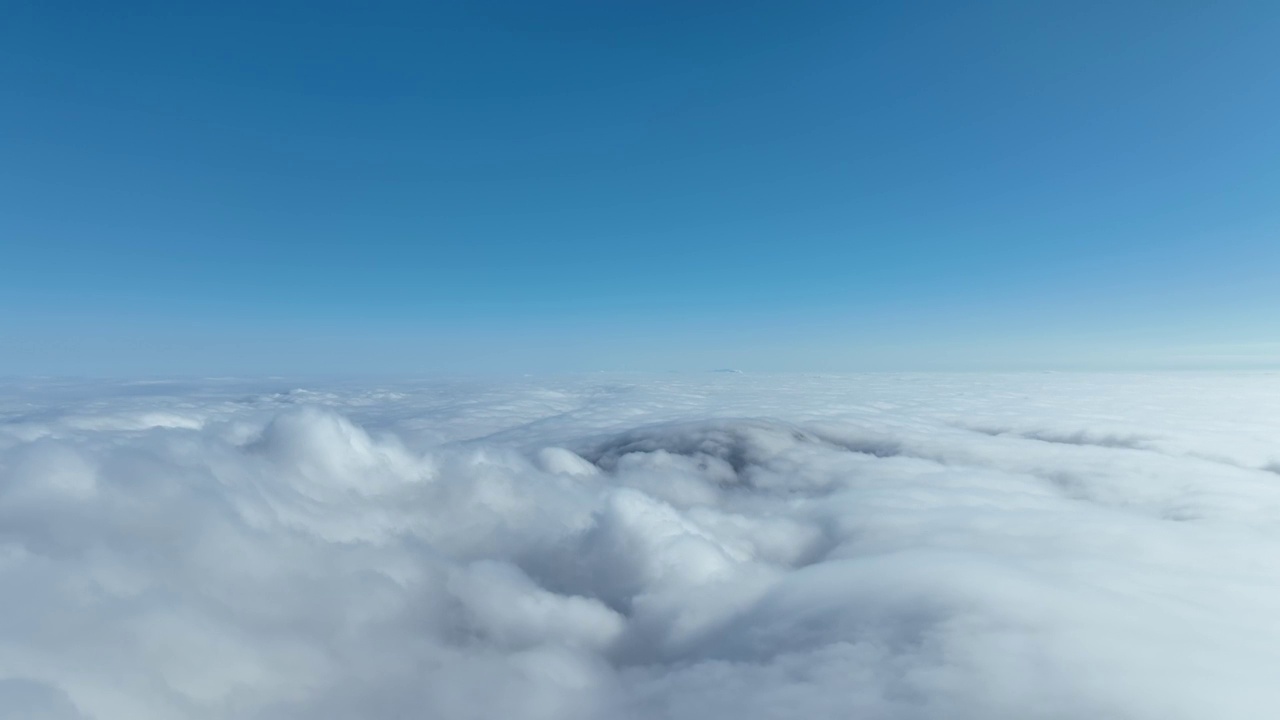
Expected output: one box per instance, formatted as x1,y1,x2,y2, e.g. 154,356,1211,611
2,373,1280,719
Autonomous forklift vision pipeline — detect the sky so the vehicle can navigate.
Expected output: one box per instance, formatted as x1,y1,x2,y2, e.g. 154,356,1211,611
3,1,1279,375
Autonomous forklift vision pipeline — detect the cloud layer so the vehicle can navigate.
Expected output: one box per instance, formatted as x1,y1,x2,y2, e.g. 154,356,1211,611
2,373,1279,719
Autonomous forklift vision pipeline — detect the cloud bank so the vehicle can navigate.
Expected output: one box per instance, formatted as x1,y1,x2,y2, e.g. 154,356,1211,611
2,373,1279,719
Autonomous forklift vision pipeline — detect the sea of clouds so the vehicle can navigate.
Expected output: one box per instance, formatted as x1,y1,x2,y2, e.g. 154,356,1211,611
2,372,1279,719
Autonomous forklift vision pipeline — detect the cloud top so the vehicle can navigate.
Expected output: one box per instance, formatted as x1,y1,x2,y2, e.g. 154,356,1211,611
2,373,1280,719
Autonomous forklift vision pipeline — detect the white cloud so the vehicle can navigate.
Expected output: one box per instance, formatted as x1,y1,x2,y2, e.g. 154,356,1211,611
1,373,1280,718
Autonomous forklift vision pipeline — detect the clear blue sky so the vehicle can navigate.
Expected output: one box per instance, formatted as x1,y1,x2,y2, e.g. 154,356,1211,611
3,1,1278,375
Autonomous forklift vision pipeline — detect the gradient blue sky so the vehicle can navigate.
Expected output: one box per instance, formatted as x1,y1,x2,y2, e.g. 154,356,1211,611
3,1,1278,375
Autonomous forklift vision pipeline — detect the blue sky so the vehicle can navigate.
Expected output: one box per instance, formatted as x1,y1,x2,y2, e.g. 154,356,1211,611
3,1,1278,375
